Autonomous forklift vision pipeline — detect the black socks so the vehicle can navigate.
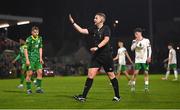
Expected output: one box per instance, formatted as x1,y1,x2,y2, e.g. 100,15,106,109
82,78,93,98
110,78,120,98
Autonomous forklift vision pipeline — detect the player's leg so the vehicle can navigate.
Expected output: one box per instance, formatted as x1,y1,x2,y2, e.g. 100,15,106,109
74,68,99,102
116,64,122,79
17,70,25,88
131,63,140,92
162,65,170,80
107,71,121,101
35,62,43,93
144,70,149,91
172,64,178,81
131,70,139,91
122,71,131,85
17,64,26,88
104,58,120,101
116,72,121,79
143,64,149,91
26,70,33,94
121,65,131,81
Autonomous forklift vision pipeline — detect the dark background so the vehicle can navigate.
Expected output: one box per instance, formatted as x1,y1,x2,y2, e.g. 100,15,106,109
0,0,180,73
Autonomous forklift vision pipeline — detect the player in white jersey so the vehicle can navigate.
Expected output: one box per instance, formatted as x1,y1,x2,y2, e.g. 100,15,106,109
162,43,178,81
130,28,152,92
113,41,133,84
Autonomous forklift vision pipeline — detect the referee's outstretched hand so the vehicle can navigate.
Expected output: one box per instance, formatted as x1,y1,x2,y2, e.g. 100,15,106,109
69,14,74,24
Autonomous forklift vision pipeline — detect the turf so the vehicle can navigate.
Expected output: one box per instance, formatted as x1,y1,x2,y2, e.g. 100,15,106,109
0,74,179,109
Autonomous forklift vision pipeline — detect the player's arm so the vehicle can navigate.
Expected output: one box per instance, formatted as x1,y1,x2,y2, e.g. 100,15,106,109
113,53,119,61
90,36,109,52
12,53,20,64
39,37,44,64
147,40,152,63
24,48,30,66
69,14,89,35
39,48,44,64
131,40,138,51
24,40,30,66
163,58,168,63
125,51,133,64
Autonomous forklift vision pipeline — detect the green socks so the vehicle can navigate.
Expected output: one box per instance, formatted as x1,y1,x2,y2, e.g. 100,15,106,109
36,79,42,88
26,82,31,90
20,74,25,84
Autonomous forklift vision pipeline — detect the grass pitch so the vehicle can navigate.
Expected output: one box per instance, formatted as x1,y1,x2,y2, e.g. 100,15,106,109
0,74,179,109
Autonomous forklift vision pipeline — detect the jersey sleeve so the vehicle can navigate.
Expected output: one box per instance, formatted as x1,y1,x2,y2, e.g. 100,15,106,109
117,49,120,55
103,26,111,37
146,39,152,58
39,37,43,48
24,37,30,49
147,39,151,47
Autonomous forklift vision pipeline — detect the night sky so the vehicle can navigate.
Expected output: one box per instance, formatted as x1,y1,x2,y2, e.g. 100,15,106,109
1,0,180,57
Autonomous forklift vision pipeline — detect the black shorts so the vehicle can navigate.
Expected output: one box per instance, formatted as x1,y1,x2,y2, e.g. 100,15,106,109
89,52,114,72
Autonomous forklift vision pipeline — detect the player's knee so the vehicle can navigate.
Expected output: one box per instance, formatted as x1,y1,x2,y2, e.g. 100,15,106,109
107,72,115,79
144,71,149,75
26,76,31,81
37,70,43,76
88,72,96,79
27,71,33,76
88,74,95,79
88,68,98,79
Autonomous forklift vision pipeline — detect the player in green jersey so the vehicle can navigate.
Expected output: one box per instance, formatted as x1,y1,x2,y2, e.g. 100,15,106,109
12,39,36,89
24,26,44,94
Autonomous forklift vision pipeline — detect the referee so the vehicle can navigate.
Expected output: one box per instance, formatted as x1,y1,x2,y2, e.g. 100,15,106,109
69,13,120,102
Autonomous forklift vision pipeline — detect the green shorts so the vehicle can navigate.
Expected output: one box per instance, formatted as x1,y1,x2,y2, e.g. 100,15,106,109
135,63,149,71
28,60,43,71
168,64,177,69
117,64,127,72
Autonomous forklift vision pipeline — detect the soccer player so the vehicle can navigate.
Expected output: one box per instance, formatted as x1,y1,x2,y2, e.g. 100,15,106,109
24,26,44,94
130,28,152,92
69,13,121,102
12,39,27,88
162,43,178,81
113,41,133,84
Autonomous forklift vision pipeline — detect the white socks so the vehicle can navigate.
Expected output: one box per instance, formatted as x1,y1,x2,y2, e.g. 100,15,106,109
165,71,170,79
174,70,178,79
145,81,149,85
132,81,136,86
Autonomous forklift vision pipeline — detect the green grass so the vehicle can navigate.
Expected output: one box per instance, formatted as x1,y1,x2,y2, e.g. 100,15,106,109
0,74,180,109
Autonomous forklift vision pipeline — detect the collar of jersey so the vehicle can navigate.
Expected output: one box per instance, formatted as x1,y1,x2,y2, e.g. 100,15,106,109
31,35,39,40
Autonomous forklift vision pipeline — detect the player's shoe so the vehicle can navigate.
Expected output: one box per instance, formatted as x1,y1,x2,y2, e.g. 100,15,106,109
17,84,24,89
161,77,168,80
36,88,44,93
172,79,178,81
112,96,121,102
74,94,86,102
27,89,32,94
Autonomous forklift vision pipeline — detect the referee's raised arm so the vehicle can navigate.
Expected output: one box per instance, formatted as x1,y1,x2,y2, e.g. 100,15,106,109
69,14,89,35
